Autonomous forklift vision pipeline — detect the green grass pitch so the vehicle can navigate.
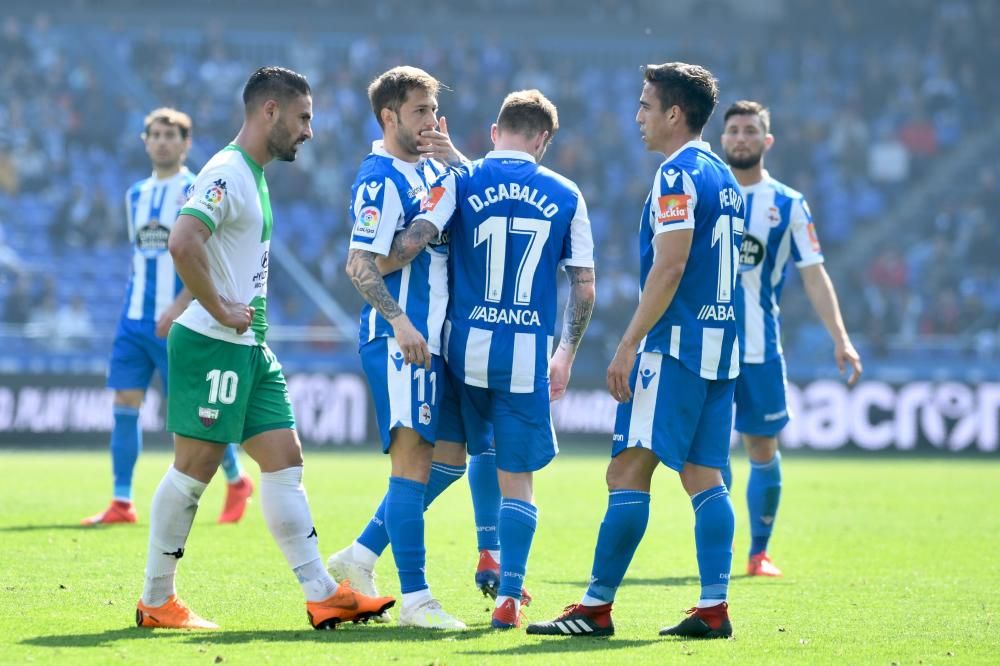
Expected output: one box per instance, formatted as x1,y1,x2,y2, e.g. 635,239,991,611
0,447,997,664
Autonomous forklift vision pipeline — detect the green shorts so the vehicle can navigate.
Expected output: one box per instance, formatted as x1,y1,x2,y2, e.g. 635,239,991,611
166,324,296,444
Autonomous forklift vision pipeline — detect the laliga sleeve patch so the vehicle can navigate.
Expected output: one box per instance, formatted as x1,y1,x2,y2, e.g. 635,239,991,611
421,186,446,212
657,194,690,224
354,206,381,237
201,179,227,211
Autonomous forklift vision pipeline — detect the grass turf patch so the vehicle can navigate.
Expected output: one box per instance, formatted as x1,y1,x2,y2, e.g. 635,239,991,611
0,448,996,664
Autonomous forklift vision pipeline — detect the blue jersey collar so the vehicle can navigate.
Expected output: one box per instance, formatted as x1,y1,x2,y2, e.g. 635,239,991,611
663,139,711,164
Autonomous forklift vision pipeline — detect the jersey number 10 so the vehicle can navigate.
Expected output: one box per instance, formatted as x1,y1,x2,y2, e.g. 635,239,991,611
474,216,551,306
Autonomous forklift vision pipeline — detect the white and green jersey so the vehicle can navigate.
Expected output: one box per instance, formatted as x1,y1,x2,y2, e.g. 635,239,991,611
175,144,273,346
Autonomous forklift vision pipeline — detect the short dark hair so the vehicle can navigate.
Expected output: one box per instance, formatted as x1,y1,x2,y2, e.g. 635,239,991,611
496,89,559,140
724,100,771,134
143,107,192,139
242,66,311,108
367,66,441,129
643,62,719,133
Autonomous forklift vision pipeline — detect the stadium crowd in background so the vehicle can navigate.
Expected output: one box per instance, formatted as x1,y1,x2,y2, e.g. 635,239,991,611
0,1,997,363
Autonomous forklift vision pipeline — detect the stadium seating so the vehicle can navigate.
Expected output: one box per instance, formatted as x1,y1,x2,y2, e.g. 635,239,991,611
0,1,996,371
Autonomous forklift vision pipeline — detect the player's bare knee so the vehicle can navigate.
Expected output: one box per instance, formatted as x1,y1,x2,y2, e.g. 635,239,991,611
173,436,225,483
498,470,532,502
606,450,656,492
679,462,724,496
388,429,433,481
433,440,468,467
242,429,303,472
114,390,145,409
744,435,778,463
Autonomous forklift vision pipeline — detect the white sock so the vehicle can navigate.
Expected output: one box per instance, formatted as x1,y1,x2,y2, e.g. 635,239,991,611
401,588,433,609
580,593,608,607
142,466,206,606
349,541,379,568
488,549,500,562
294,558,337,602
260,466,337,602
697,599,726,608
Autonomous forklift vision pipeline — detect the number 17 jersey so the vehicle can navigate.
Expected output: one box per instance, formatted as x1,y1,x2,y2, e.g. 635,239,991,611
417,150,594,393
639,140,744,381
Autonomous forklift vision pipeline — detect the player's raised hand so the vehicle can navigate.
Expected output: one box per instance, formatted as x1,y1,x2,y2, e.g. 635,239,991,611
607,343,636,403
835,338,863,386
214,296,255,335
391,313,431,369
418,116,464,165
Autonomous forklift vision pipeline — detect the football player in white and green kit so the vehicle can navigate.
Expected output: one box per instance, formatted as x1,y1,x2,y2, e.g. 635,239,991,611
135,66,394,631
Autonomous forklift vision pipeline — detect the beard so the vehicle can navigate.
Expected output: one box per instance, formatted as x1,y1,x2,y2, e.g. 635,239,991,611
268,122,300,162
724,147,763,170
395,123,422,157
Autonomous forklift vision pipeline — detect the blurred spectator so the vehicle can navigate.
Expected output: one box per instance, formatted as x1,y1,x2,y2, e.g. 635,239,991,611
868,126,910,183
2,274,31,325
55,293,95,347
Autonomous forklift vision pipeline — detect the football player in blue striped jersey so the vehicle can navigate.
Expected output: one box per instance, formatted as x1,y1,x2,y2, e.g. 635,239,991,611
340,66,469,630
529,62,741,640
413,89,596,629
720,100,862,577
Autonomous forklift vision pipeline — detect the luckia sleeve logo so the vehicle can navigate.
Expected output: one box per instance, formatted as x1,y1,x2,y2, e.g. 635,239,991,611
656,194,690,224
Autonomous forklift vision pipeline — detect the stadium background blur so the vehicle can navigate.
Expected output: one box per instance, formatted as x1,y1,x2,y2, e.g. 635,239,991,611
0,0,997,452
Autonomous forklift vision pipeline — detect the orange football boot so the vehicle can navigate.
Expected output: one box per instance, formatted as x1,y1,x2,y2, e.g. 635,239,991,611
81,500,137,526
307,580,396,630
135,595,220,629
747,552,783,577
218,475,254,524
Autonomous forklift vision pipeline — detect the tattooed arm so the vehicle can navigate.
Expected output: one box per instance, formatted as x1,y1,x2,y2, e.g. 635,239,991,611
558,266,597,355
346,248,430,367
549,265,596,401
374,219,440,276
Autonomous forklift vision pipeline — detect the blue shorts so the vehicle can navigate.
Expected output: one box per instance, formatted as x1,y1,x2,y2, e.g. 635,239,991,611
107,317,168,391
449,373,556,473
437,369,493,456
734,356,790,437
360,337,444,452
611,352,735,472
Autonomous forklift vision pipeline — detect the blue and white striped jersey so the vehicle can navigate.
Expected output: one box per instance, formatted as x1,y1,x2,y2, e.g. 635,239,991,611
735,173,823,364
348,141,448,353
418,150,594,393
122,168,194,322
638,140,744,381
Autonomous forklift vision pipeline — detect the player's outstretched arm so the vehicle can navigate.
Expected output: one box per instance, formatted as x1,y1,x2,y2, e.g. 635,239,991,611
347,248,430,368
374,219,440,276
550,266,596,401
799,263,862,385
607,230,692,403
168,215,253,334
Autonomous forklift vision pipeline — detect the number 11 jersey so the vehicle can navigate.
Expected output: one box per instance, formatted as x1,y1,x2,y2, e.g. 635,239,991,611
416,150,594,393
638,140,744,381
